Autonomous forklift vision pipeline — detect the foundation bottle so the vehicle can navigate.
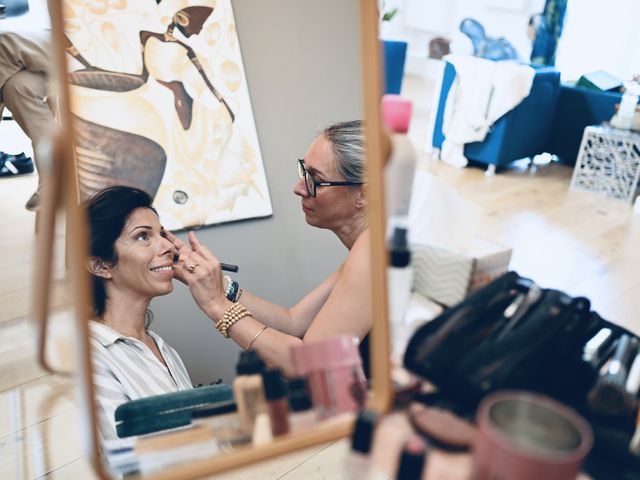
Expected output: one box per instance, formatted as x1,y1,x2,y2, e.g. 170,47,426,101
262,368,290,437
287,378,316,433
233,351,267,435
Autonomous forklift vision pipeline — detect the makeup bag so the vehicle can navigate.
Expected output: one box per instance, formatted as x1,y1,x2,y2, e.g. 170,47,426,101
115,383,233,438
403,271,640,480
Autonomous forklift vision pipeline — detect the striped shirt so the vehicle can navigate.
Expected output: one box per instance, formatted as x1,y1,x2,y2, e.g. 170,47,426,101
89,321,193,440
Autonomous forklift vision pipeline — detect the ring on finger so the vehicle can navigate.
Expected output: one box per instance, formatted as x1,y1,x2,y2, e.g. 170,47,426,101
187,262,199,273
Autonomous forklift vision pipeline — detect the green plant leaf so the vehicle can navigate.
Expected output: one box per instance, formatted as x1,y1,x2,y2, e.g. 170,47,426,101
382,7,398,22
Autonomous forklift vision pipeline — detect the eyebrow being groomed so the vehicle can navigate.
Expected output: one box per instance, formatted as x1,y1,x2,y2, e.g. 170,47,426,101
130,225,153,232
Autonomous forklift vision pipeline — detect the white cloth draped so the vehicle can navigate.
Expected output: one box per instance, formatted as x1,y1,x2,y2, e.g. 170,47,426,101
441,54,535,167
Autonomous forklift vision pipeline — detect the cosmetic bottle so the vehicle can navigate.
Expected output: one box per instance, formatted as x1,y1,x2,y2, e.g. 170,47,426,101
262,368,290,436
388,224,414,361
287,378,316,433
395,437,428,480
290,336,367,418
252,412,273,446
343,409,387,480
233,350,267,435
191,401,250,449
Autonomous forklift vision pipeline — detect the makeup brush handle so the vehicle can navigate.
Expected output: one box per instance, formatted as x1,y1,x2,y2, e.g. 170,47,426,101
631,411,640,456
626,352,640,395
582,328,613,365
609,334,634,376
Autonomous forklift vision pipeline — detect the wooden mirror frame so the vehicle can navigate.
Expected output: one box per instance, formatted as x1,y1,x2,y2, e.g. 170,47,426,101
34,0,392,477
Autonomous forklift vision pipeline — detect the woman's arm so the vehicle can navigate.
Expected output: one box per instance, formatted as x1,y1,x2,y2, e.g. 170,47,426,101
224,232,370,375
172,231,369,376
238,267,341,338
302,230,371,342
166,230,340,338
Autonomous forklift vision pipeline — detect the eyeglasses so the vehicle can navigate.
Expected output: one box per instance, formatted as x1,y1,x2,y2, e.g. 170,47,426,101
297,158,362,198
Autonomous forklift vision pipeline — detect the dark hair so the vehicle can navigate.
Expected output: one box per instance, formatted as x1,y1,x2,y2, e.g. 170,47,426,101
85,186,157,318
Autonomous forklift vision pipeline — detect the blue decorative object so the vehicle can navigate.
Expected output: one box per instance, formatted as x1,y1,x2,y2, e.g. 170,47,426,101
382,39,407,95
1,0,29,17
459,18,519,62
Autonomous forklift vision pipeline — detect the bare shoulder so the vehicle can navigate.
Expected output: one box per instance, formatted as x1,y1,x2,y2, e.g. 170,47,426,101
340,229,371,297
341,230,371,277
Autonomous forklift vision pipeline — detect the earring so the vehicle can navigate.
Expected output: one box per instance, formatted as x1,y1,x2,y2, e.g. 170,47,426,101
174,11,190,28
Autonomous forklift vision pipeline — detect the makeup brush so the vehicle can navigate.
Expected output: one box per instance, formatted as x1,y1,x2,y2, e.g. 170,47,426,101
588,334,638,417
630,408,640,456
625,350,640,396
582,328,613,368
173,253,239,272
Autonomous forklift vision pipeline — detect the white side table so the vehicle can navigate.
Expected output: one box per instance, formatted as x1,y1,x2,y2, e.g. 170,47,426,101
570,125,640,203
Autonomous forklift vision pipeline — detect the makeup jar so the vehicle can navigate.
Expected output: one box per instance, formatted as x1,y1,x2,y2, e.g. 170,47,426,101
290,336,366,418
473,390,593,480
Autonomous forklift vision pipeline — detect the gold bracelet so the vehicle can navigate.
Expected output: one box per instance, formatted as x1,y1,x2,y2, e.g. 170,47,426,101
245,325,268,351
216,303,251,338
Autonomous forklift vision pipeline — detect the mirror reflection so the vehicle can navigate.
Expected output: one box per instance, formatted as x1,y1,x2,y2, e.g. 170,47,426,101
56,0,375,474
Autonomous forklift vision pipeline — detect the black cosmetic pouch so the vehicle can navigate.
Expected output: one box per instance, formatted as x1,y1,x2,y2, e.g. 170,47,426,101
403,271,640,480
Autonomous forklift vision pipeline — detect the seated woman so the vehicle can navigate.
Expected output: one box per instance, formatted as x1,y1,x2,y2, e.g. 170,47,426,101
86,186,193,439
169,120,371,377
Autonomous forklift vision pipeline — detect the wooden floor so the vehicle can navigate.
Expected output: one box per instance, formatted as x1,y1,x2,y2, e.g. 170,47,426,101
2,75,640,478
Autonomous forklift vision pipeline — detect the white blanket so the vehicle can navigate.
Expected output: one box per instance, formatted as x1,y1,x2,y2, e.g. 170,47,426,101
441,54,535,167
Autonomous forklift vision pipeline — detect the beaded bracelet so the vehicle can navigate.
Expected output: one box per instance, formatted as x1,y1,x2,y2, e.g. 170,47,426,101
216,303,252,338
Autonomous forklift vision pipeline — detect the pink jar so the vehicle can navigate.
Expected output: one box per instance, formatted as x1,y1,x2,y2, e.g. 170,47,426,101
290,336,366,418
381,94,413,133
473,390,593,480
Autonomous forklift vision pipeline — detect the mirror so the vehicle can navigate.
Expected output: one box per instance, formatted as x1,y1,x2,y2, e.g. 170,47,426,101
36,0,391,477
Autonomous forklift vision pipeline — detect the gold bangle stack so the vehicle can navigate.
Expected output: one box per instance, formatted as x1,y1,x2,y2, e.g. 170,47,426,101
216,303,251,338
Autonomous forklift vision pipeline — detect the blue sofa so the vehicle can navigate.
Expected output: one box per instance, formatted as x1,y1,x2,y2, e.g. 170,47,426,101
432,61,561,174
547,85,623,165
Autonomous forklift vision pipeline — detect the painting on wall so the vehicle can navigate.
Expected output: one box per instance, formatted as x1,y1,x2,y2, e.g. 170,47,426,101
62,0,272,230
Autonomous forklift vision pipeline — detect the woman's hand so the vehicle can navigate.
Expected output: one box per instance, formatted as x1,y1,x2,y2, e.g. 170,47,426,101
168,231,229,318
164,230,192,285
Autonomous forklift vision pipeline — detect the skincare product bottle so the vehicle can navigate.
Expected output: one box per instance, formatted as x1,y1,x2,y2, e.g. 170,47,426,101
191,401,250,449
343,409,387,480
233,350,267,435
287,378,316,433
262,368,290,436
252,412,273,446
388,225,413,361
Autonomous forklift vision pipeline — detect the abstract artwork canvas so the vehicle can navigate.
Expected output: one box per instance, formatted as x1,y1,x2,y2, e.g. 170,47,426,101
63,0,272,229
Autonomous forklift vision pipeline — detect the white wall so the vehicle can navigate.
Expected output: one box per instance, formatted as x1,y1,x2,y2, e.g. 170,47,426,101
380,0,544,74
555,0,640,81
381,0,640,82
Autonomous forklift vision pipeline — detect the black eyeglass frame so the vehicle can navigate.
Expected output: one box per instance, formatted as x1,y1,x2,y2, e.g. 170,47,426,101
297,158,362,198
